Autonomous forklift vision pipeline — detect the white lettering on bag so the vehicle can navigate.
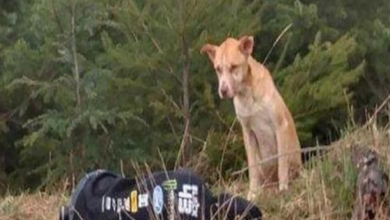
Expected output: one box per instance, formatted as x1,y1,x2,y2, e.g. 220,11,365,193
178,184,200,217
102,196,129,213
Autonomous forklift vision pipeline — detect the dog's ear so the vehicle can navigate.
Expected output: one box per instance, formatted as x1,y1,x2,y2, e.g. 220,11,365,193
238,35,254,56
200,44,217,62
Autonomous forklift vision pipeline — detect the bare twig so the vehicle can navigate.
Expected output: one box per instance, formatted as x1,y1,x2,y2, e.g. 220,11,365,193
363,94,390,129
166,64,183,84
51,0,64,34
175,119,190,169
293,107,332,120
176,0,191,167
167,116,181,145
262,23,293,65
231,145,335,176
218,118,237,175
120,159,124,177
141,22,163,53
160,88,182,114
71,0,81,108
157,148,168,172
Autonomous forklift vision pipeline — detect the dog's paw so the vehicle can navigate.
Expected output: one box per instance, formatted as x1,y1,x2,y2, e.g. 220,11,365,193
279,183,288,191
246,191,257,201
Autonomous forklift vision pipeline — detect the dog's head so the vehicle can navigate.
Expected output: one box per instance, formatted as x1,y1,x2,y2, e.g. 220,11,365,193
201,36,254,99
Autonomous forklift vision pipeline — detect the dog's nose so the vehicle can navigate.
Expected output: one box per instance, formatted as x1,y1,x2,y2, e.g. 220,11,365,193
220,88,230,99
220,83,229,97
221,88,228,97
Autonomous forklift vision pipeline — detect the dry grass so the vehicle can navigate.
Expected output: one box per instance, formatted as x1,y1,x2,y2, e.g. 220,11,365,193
0,192,68,220
253,126,390,220
213,125,390,220
1,126,389,220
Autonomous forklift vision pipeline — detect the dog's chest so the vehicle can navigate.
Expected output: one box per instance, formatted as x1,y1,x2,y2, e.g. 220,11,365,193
233,95,273,126
234,96,277,151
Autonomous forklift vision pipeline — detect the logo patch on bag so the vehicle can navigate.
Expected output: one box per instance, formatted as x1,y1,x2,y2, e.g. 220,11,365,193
130,190,138,213
162,179,177,219
153,185,164,214
162,179,177,191
102,196,128,213
138,193,149,208
178,184,200,217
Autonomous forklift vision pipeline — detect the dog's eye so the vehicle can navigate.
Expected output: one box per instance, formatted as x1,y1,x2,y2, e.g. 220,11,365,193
215,66,222,73
230,65,238,72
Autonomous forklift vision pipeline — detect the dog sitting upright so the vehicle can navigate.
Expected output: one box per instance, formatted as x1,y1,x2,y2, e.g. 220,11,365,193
201,36,302,199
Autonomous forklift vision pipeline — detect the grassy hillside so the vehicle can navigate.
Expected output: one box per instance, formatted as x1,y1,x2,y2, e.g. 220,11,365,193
1,126,389,220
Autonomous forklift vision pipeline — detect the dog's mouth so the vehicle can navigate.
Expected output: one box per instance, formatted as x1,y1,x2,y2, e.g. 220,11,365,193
219,85,236,99
219,90,235,99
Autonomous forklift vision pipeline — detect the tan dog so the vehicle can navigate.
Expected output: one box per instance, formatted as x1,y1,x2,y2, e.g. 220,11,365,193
201,36,302,199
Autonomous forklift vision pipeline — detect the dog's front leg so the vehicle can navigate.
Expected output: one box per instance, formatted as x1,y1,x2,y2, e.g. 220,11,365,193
242,126,261,200
275,122,290,191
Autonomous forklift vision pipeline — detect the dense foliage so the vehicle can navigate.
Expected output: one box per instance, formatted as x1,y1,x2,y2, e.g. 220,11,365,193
0,0,388,193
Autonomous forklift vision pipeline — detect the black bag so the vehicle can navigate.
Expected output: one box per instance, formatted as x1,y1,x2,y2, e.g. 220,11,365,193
59,169,262,220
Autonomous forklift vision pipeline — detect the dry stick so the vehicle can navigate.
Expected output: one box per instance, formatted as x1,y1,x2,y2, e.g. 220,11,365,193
175,0,192,170
71,0,81,108
362,94,390,129
51,0,64,34
120,159,125,177
218,118,237,176
167,116,180,146
304,210,350,220
262,23,293,65
157,148,168,172
231,145,335,176
175,119,190,169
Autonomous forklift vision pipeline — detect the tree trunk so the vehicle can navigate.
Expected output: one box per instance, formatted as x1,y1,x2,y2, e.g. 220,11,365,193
177,0,191,168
